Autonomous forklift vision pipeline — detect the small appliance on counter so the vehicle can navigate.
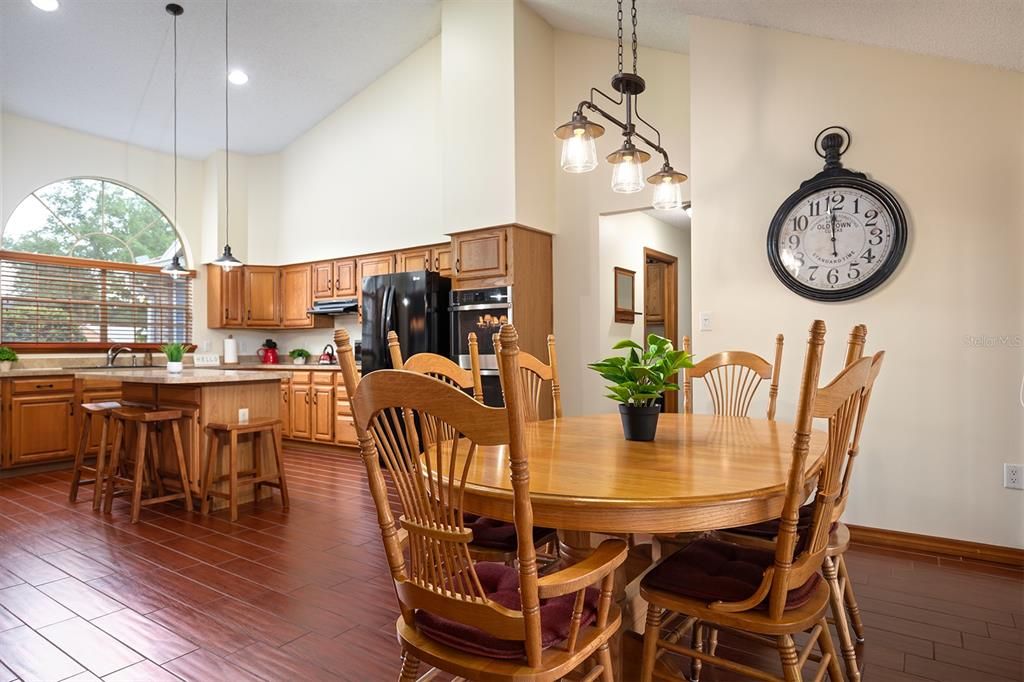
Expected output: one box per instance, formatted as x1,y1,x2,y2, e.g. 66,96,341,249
223,334,239,364
318,344,336,365
256,338,279,364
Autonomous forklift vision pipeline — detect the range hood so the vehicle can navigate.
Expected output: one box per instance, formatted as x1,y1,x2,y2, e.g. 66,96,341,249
308,298,358,316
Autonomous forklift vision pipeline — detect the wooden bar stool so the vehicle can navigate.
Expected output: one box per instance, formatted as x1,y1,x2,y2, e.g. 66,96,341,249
69,401,122,510
200,418,289,522
103,407,194,523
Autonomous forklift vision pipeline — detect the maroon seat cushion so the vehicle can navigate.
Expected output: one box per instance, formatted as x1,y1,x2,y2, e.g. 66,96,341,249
415,562,599,659
727,503,837,550
464,513,556,551
642,538,820,610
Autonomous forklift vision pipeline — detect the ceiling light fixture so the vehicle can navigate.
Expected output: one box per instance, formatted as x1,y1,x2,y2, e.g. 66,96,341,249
212,0,243,271
228,69,248,85
161,3,189,280
553,0,687,205
31,0,59,11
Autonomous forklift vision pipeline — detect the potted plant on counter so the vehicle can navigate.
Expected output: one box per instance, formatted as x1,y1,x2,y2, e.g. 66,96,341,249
0,346,17,372
289,348,311,365
159,343,189,373
588,334,693,442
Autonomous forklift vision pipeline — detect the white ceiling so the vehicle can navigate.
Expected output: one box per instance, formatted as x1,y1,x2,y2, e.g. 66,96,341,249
1,0,1020,159
0,0,442,158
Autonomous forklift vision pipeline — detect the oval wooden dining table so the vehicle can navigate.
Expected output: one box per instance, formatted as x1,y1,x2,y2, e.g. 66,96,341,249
452,412,828,681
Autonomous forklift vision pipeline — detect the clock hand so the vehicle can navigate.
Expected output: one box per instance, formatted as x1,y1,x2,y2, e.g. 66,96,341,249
829,207,838,257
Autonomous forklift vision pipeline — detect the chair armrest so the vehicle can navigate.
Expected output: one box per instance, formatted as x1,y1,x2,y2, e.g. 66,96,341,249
536,539,628,599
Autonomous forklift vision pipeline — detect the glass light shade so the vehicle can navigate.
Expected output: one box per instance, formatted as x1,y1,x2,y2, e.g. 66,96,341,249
683,202,693,218
212,244,243,271
560,130,598,173
651,177,685,210
610,153,645,193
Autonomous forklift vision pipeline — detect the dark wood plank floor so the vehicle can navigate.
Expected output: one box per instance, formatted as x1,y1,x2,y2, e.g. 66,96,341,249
0,448,1020,681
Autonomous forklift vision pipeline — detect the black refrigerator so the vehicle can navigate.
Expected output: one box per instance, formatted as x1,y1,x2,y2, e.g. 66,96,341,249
360,270,452,374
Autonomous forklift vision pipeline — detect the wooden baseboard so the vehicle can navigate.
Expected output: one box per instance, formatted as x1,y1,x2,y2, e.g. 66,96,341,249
847,524,1024,568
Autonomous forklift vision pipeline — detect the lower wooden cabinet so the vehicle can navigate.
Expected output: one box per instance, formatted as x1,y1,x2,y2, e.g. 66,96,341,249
9,392,76,466
311,385,334,442
290,383,312,440
280,382,292,437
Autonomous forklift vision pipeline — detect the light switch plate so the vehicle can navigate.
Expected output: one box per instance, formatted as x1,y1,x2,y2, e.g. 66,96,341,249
238,408,249,424
699,312,713,332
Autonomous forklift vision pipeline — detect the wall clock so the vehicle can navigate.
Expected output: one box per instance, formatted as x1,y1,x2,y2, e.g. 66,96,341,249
767,127,907,301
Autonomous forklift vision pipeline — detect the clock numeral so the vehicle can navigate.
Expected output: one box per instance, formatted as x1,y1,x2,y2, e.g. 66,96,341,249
868,227,883,246
848,263,862,280
790,215,808,231
808,200,822,217
807,265,819,281
852,197,860,214
793,252,806,266
864,209,879,226
860,248,876,263
827,268,840,285
787,234,800,249
827,193,845,211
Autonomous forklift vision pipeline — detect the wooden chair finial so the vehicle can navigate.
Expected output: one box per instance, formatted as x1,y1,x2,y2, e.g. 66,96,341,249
386,330,403,369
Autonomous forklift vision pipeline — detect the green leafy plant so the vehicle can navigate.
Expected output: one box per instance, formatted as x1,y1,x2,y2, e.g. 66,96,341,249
0,347,18,362
289,348,312,360
588,334,694,407
159,343,190,362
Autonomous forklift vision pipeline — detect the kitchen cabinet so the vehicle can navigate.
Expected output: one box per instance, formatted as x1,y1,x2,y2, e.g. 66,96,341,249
311,384,335,442
207,265,245,328
431,244,453,277
335,259,357,297
282,265,331,329
244,266,281,327
452,228,507,282
397,248,432,273
356,253,394,317
312,262,335,300
312,259,358,301
289,382,312,440
8,390,76,467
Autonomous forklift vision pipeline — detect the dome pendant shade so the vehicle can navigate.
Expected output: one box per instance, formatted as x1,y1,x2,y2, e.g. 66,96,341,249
161,254,189,278
213,244,242,271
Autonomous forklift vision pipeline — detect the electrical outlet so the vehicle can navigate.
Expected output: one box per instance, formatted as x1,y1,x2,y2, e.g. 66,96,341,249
699,312,713,332
1004,464,1023,490
238,408,249,424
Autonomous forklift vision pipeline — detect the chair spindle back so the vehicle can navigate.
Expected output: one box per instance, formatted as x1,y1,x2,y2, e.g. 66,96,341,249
492,332,562,420
683,334,785,419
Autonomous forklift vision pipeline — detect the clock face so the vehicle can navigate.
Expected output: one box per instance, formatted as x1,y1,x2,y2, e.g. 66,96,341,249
767,178,907,301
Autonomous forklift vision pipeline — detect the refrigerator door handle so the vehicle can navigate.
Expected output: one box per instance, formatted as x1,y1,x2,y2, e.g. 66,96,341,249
382,285,395,366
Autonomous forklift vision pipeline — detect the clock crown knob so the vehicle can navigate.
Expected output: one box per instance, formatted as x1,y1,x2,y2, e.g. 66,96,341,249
821,133,845,168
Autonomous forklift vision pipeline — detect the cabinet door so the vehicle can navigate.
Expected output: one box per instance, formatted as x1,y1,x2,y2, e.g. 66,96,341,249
312,262,335,300
431,244,453,277
245,266,281,327
279,384,291,438
207,265,245,328
311,386,334,442
397,248,431,273
356,254,394,317
335,396,357,446
645,261,666,323
281,264,313,328
290,384,312,439
10,394,76,466
335,259,357,298
452,228,507,281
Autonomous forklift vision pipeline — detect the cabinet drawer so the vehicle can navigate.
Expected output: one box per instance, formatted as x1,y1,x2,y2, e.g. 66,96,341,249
11,377,75,394
336,399,352,417
290,371,311,385
312,372,335,386
335,416,357,446
157,386,201,406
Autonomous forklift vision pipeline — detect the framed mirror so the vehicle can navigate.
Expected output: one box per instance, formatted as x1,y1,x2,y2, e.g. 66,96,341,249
614,267,637,323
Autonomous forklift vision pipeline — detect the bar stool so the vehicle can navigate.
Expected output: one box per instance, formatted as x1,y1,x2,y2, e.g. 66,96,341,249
200,418,289,522
103,406,194,523
69,401,122,510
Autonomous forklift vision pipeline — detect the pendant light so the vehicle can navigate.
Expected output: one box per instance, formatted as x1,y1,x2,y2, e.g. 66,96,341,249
553,0,688,202
161,3,189,279
212,0,242,271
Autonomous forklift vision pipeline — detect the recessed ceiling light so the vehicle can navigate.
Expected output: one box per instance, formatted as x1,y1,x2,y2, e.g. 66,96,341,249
31,0,60,11
228,69,249,85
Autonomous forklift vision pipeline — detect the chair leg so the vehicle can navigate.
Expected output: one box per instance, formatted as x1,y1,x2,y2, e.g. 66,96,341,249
148,429,165,497
778,633,802,682
691,621,705,682
170,421,193,512
640,603,661,682
200,431,219,515
597,641,614,681
69,411,92,503
130,424,149,524
707,626,719,657
104,420,124,514
824,556,860,681
92,415,109,512
270,424,290,509
398,650,419,681
228,431,239,522
816,617,846,682
837,553,865,642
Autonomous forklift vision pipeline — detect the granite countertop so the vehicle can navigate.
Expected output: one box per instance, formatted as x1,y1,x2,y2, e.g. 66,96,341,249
0,362,356,379
214,363,350,372
72,368,290,384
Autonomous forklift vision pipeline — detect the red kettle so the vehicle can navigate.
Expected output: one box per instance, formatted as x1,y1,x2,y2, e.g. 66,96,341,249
318,344,336,365
257,339,279,364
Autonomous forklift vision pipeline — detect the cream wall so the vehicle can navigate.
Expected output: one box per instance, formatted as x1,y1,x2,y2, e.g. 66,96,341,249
689,18,1024,548
513,0,555,230
551,31,691,417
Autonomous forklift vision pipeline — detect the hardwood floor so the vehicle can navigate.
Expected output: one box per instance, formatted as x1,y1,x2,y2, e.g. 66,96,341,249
0,448,1020,681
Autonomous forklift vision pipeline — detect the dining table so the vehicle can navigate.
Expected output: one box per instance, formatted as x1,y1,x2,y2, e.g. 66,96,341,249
453,412,829,680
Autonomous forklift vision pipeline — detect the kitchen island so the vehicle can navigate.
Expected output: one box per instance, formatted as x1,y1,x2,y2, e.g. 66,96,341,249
75,368,288,508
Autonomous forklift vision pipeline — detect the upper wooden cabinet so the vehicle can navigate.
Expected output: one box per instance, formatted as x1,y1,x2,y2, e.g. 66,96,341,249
356,253,395,316
432,244,453,277
397,248,431,273
244,266,281,327
312,262,334,300
452,228,507,282
281,264,330,329
335,259,357,297
312,259,357,301
449,225,551,290
207,265,245,329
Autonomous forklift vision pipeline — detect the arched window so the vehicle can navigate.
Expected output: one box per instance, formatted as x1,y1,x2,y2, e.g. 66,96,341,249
1,178,192,350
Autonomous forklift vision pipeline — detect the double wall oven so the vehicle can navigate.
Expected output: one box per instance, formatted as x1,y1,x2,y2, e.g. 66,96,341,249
450,286,511,406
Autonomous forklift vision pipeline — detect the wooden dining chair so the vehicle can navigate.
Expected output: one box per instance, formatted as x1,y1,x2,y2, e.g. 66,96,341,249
640,320,872,682
493,332,562,420
351,324,628,681
380,329,559,567
682,333,785,419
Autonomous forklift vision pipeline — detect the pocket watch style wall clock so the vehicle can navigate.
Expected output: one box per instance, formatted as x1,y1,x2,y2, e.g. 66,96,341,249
767,126,907,301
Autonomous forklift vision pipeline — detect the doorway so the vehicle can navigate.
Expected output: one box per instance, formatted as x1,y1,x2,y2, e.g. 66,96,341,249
644,247,679,412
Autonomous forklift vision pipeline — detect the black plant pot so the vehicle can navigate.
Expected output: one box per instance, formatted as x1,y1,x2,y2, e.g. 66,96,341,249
618,404,661,442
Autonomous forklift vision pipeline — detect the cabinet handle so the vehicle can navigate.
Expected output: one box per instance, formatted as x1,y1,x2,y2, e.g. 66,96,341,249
35,384,54,389
283,393,288,402
335,279,340,290
69,403,74,416
434,257,440,271
224,307,229,319
455,258,461,274
247,310,252,321
305,394,309,404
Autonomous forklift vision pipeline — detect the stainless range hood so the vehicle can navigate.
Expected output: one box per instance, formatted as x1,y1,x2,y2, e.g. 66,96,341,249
308,298,358,316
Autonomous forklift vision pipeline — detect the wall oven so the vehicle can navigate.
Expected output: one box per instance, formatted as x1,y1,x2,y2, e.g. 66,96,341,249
450,286,511,406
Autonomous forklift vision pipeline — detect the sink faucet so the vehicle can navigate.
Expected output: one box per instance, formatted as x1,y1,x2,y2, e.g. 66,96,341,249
106,345,133,367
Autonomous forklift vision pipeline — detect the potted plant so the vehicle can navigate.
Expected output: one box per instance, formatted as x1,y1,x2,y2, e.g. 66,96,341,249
0,346,17,372
289,348,311,365
159,343,190,373
588,334,693,441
